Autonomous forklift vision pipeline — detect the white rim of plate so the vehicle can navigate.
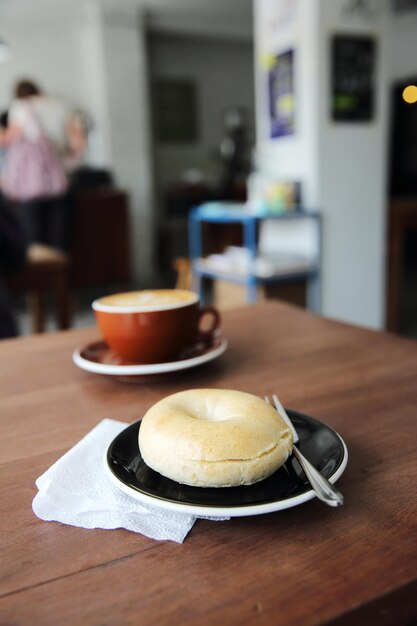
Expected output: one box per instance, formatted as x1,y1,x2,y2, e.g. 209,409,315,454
72,337,228,376
103,433,348,517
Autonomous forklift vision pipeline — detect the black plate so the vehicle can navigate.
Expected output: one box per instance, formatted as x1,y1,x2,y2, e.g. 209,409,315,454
106,410,346,510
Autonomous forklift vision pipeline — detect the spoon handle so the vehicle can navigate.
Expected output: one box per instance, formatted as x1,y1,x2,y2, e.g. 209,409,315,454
292,446,344,507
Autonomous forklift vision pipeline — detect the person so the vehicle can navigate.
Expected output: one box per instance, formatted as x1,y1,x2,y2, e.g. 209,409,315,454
1,79,86,250
0,193,27,339
0,110,9,178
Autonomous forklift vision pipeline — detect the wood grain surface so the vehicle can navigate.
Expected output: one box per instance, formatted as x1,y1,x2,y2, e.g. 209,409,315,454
1,301,417,626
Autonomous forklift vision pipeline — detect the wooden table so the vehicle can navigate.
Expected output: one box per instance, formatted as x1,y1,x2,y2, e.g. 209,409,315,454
1,302,416,625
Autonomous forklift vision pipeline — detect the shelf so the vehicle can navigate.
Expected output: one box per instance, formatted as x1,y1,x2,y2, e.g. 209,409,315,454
191,202,321,224
193,259,319,284
193,266,318,285
188,202,322,310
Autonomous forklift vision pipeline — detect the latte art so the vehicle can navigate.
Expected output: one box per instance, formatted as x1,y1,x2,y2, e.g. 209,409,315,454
95,289,198,311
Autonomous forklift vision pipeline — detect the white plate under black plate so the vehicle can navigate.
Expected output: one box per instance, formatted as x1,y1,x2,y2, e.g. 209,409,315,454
105,410,348,517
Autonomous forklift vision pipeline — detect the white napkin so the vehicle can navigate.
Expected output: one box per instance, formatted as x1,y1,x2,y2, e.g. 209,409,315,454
32,419,198,543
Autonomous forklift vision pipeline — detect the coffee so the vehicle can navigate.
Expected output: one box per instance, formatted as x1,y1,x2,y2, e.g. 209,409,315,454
92,289,220,363
95,290,198,311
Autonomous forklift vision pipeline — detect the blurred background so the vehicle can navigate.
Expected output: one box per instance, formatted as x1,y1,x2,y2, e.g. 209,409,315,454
0,0,416,339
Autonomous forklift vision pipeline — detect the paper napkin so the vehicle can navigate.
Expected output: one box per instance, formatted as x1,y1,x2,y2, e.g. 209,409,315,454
32,419,198,543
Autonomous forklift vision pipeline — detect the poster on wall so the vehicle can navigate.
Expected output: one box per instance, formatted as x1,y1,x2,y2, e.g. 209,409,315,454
269,49,295,139
331,35,376,122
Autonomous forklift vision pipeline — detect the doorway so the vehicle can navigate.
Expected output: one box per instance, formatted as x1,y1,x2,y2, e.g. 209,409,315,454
387,77,417,337
147,31,255,277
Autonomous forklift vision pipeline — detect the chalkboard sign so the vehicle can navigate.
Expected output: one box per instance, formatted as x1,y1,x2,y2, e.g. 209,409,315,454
331,35,376,122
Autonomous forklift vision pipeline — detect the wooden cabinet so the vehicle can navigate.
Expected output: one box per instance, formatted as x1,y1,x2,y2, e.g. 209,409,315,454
69,189,130,288
386,198,417,333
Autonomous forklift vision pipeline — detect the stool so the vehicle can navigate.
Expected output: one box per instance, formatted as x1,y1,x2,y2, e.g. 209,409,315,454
5,244,71,333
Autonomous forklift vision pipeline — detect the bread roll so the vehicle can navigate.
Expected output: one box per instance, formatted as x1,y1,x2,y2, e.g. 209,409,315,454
139,389,293,487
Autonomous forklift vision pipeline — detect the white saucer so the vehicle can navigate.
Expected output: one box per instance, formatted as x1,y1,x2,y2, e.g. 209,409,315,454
72,336,228,377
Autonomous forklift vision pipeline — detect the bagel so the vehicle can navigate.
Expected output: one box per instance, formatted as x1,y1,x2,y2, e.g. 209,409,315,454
138,389,293,487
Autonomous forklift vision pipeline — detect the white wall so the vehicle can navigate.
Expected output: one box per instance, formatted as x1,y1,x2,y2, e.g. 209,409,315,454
73,3,112,167
149,33,255,193
254,0,389,329
317,0,389,329
254,0,321,207
388,10,417,82
100,7,154,281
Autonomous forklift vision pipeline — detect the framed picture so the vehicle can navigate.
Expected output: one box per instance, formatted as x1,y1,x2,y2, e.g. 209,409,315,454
269,49,295,139
153,79,198,143
331,34,376,122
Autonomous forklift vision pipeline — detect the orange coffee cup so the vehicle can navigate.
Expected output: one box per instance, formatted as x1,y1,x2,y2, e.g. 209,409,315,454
92,289,221,363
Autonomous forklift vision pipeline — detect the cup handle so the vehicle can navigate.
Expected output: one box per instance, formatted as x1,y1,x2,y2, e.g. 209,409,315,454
197,307,221,347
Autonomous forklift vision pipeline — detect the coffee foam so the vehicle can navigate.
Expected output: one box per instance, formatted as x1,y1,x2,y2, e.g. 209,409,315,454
93,290,198,312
